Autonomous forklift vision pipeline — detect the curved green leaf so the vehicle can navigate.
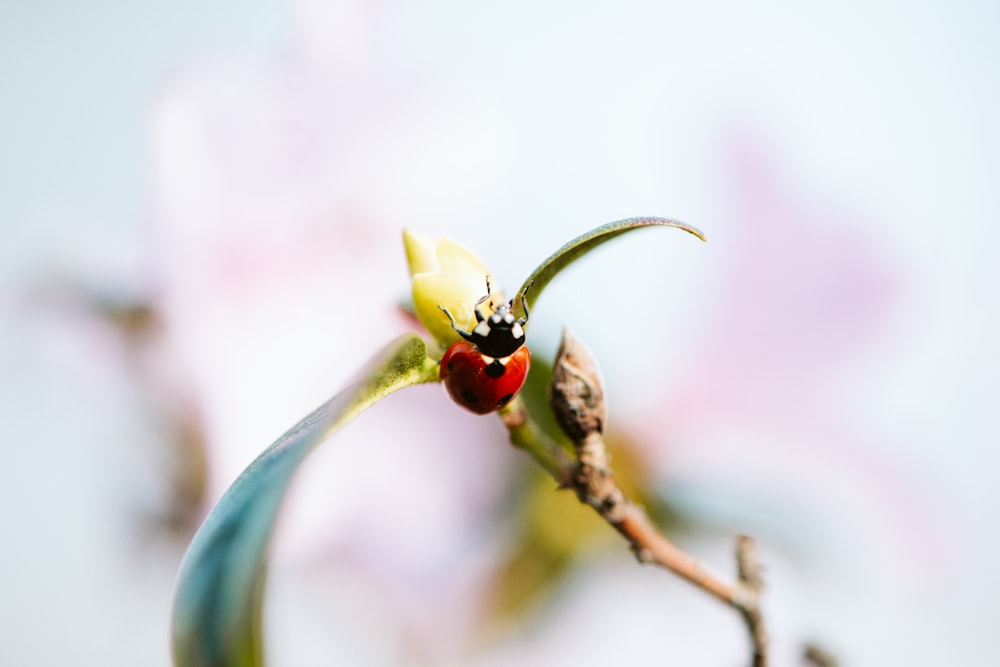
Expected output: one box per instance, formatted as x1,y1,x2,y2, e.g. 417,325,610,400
171,333,437,667
513,217,705,318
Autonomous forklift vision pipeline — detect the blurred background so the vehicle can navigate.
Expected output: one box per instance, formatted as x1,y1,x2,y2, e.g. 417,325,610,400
2,0,998,665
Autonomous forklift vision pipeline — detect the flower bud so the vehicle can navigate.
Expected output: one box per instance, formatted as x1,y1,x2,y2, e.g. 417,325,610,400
403,229,499,349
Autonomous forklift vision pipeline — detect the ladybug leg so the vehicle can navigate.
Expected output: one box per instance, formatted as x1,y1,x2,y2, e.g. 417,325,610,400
509,278,531,323
517,292,529,326
438,305,474,340
472,292,490,324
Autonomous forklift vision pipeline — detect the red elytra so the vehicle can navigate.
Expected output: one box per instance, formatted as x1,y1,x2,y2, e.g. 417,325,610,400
440,341,531,415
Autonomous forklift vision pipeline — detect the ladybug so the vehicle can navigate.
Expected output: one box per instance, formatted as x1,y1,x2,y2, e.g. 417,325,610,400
440,341,531,414
438,278,531,414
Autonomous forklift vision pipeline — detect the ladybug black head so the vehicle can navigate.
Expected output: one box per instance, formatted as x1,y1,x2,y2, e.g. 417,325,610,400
467,300,525,358
439,278,529,360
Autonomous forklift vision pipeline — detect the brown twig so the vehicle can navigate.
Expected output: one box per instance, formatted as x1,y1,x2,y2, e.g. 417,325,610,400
802,643,840,667
735,535,767,667
544,327,769,667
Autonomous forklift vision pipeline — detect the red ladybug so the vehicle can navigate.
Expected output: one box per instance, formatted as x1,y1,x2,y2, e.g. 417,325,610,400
438,278,531,414
440,341,531,414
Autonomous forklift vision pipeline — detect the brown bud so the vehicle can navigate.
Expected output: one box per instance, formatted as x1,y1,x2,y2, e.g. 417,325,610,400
549,328,606,441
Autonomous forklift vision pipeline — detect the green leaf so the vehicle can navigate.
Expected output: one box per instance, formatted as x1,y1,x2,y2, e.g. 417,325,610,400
171,333,437,667
513,217,705,318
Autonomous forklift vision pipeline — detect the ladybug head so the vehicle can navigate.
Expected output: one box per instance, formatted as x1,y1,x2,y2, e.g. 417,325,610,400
468,296,526,359
439,278,530,359
486,301,517,330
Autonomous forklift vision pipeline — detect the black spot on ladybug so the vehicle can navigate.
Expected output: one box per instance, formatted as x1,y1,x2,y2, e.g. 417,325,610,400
461,389,479,404
484,360,506,378
447,361,455,372
497,393,514,408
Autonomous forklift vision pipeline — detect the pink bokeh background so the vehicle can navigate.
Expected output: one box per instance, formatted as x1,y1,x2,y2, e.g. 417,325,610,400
3,1,998,665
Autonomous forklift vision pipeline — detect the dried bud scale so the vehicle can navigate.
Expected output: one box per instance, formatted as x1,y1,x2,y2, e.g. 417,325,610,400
549,327,606,442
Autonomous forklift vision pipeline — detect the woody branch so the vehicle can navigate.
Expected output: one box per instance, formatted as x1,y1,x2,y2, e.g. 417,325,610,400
501,328,768,667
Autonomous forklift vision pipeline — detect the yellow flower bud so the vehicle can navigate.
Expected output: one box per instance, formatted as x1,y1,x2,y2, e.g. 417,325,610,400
403,229,500,349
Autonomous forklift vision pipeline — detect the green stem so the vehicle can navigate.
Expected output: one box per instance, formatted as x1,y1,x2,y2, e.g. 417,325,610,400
499,397,574,483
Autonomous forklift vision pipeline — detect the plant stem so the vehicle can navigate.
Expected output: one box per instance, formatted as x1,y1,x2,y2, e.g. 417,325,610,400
503,328,769,667
498,398,574,484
